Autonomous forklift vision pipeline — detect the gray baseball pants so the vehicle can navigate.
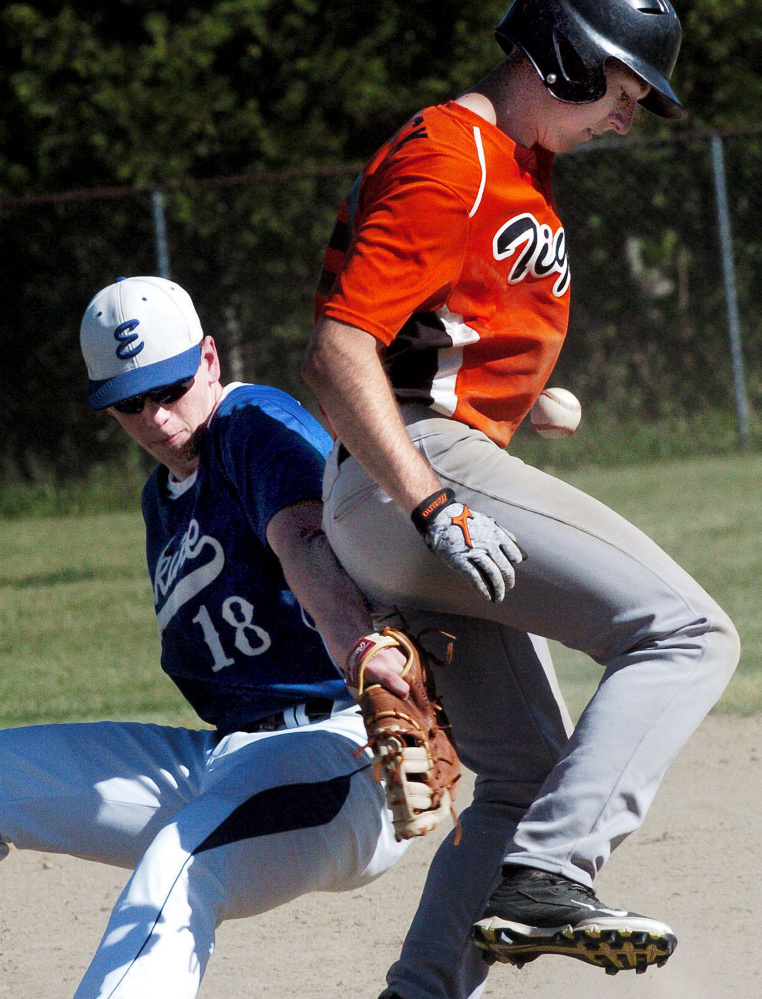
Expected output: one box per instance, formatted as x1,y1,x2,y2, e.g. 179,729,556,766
322,404,739,999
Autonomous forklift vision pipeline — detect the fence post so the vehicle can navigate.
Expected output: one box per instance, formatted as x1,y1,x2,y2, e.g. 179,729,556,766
151,188,172,280
710,133,751,449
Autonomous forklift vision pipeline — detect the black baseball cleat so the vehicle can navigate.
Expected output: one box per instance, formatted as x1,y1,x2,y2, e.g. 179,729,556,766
472,865,677,975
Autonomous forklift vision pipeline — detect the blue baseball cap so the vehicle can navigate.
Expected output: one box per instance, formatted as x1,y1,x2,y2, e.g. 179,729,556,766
80,276,204,411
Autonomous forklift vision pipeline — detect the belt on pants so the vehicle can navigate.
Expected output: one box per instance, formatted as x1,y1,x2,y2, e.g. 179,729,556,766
238,698,337,734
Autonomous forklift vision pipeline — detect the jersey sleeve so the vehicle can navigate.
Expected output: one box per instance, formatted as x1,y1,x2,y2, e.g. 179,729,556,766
320,174,472,344
212,389,331,547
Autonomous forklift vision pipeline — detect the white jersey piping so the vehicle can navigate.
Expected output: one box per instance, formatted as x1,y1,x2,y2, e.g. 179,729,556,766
469,127,487,219
429,306,481,417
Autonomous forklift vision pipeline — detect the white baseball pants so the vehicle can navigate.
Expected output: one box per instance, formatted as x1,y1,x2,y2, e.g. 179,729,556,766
0,705,408,999
322,405,739,999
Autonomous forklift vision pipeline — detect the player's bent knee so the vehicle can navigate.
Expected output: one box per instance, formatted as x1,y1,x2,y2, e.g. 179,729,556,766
709,609,741,680
686,604,740,705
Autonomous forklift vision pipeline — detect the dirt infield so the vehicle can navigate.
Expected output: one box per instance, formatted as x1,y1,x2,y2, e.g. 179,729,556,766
1,714,759,999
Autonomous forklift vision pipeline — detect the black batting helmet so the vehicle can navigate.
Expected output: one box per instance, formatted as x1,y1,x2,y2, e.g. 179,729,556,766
496,0,685,119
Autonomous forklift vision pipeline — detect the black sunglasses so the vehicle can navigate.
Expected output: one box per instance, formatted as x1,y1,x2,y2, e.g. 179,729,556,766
112,378,193,415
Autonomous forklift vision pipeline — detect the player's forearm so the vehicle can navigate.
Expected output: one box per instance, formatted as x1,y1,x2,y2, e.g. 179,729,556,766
281,524,373,660
266,500,408,693
302,317,441,515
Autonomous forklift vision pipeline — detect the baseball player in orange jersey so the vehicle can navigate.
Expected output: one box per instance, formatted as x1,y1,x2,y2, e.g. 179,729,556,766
303,2,740,997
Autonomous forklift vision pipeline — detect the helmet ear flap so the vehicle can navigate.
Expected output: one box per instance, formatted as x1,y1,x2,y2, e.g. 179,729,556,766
496,2,608,106
553,32,587,85
548,31,607,103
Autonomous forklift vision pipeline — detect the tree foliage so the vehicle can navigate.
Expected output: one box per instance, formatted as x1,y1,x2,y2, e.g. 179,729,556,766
3,0,759,196
675,0,762,129
0,1,760,479
0,0,505,193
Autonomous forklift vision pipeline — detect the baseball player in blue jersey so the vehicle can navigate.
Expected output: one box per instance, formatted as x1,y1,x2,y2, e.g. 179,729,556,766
0,275,409,999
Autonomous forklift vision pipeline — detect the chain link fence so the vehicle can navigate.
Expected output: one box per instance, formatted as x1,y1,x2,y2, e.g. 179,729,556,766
553,130,760,431
1,127,760,479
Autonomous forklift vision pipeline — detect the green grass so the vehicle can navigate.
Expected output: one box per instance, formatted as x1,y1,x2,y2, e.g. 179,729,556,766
545,453,762,718
0,452,759,727
0,512,200,728
0,451,148,520
508,406,758,471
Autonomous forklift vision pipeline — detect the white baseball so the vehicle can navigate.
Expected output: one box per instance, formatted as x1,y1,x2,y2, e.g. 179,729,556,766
529,387,582,439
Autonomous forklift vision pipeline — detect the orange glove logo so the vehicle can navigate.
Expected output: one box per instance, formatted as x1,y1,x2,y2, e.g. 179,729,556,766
451,505,474,548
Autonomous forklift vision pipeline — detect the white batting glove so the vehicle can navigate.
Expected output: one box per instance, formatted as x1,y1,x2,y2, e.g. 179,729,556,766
411,489,523,603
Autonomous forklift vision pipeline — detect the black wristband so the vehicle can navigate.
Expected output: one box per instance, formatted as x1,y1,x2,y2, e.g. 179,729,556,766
410,487,456,534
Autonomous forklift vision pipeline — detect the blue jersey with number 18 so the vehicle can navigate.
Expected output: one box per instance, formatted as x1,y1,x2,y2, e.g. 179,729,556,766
141,383,349,735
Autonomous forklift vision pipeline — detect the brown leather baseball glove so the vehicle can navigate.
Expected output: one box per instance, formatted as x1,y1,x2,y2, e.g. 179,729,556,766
345,627,461,841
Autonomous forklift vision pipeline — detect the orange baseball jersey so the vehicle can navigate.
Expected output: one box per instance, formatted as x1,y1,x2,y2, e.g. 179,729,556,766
315,101,571,447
